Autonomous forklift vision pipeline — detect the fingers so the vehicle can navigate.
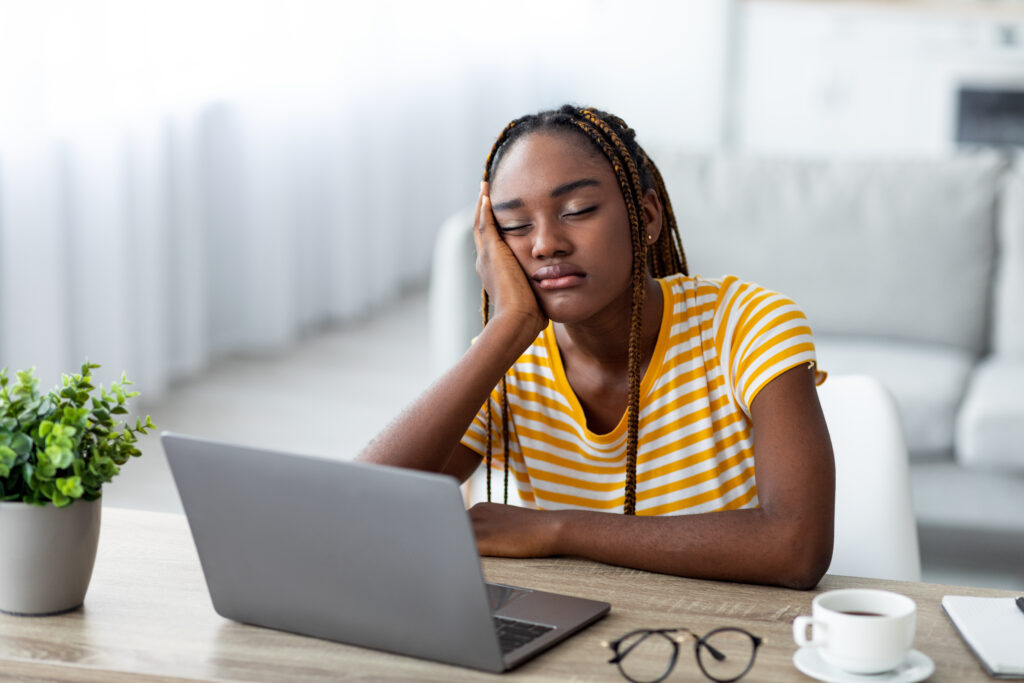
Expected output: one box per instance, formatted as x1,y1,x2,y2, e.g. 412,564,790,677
473,182,486,252
477,181,488,226
469,503,553,558
475,181,499,242
470,502,507,556
474,181,503,271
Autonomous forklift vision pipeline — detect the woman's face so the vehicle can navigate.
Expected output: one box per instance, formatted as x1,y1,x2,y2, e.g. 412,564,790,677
488,131,638,326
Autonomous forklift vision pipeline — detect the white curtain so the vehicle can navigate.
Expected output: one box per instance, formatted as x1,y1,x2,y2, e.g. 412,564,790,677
0,0,729,398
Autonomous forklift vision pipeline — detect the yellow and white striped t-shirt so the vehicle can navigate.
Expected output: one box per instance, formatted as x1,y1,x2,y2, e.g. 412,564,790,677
461,273,823,515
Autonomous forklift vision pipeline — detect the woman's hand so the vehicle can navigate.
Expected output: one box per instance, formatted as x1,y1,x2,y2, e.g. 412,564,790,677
469,502,560,557
474,182,548,339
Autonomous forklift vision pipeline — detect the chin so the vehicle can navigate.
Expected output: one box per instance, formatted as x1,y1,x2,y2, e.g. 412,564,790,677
538,286,627,327
540,301,599,326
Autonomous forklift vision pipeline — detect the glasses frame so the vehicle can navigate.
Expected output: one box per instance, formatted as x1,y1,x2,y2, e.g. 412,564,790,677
604,626,763,683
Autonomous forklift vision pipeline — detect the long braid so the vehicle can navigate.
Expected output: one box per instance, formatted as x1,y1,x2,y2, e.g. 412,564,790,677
479,118,521,503
568,110,647,515
479,105,688,513
501,378,509,499
482,289,493,501
642,151,688,277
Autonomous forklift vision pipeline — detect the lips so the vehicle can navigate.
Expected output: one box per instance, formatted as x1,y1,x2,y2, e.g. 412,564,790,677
532,263,586,290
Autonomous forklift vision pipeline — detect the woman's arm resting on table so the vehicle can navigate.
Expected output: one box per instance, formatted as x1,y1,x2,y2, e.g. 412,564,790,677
470,363,836,589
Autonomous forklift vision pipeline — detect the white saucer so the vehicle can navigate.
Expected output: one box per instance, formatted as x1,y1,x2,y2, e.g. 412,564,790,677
793,647,935,683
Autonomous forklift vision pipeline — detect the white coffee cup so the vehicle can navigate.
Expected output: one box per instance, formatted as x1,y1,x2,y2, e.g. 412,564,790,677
792,589,916,674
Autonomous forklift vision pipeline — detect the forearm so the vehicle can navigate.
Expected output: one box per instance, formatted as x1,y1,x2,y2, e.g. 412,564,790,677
548,506,831,589
357,316,537,474
546,365,834,588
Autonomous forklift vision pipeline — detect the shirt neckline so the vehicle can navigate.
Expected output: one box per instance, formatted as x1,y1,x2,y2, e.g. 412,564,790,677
542,277,675,447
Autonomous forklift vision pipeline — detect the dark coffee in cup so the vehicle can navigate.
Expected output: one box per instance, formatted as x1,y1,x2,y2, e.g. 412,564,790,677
793,589,917,674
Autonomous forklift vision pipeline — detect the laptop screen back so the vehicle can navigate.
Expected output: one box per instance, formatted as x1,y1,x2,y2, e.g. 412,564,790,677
162,433,506,671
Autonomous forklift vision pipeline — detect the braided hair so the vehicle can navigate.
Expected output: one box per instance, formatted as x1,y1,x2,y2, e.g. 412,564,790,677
480,105,688,515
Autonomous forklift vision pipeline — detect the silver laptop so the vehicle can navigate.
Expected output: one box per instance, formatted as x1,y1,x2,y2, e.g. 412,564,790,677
161,432,610,673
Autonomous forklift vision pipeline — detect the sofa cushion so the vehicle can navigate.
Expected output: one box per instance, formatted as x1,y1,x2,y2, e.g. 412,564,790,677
655,152,1004,354
911,460,1024,533
956,358,1024,472
993,168,1024,358
814,335,975,460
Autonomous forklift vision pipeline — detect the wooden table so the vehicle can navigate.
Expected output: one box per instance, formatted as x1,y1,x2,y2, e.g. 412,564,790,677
0,508,1016,682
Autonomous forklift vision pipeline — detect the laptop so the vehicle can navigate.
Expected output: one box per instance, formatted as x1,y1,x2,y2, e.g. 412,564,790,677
161,432,610,673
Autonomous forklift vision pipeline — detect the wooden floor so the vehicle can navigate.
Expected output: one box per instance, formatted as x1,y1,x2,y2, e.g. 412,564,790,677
104,288,1021,591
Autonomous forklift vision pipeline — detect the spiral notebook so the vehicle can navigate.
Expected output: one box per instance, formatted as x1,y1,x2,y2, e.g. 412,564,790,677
942,595,1024,679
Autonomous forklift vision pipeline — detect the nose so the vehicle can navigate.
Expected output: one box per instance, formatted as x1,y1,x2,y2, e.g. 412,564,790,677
531,217,572,260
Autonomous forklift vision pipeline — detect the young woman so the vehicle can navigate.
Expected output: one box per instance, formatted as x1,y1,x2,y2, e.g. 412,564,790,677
360,105,835,589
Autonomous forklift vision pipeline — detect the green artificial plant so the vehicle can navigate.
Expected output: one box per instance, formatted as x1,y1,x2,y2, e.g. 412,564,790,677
0,362,155,507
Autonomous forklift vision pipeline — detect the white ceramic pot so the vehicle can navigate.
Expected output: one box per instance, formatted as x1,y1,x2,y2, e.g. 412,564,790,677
0,498,101,615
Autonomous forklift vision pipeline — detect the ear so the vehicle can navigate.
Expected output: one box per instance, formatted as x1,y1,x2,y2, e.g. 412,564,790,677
641,188,663,246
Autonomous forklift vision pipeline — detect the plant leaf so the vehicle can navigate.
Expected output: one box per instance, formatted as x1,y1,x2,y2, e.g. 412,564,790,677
56,476,83,498
10,433,31,456
0,360,153,502
36,458,57,479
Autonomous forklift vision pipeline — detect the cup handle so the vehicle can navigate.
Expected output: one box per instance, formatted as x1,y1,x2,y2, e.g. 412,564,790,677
793,616,826,648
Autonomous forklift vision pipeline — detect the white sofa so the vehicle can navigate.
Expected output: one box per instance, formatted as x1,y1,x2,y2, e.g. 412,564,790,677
428,151,1024,545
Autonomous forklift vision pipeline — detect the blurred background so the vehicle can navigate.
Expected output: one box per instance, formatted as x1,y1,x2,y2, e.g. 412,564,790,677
1,0,1022,585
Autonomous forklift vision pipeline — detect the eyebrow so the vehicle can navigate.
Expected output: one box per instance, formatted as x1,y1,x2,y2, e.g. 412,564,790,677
491,177,601,212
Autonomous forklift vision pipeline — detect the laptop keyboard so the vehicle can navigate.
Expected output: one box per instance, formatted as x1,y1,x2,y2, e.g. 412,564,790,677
493,616,554,654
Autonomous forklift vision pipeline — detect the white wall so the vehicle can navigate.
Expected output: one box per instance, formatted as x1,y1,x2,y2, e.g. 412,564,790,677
0,0,731,395
7,0,1020,396
735,1,1024,157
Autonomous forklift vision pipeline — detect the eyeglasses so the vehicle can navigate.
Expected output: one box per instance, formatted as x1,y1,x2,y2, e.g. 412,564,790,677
603,627,763,683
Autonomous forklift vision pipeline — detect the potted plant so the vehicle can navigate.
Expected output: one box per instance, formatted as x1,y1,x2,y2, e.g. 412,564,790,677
0,362,155,615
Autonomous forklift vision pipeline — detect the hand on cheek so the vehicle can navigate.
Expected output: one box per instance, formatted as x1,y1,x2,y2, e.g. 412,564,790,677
473,183,548,336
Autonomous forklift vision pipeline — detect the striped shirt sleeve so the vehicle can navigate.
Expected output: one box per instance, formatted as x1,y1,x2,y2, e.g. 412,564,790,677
717,277,820,416
461,385,509,466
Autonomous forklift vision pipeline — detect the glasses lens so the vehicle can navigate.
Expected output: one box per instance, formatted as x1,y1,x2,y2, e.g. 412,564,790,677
615,631,678,683
696,628,757,683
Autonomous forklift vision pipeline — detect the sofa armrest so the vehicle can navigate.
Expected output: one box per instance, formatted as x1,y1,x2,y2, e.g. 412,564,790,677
956,357,1024,472
428,207,479,374
994,167,1024,357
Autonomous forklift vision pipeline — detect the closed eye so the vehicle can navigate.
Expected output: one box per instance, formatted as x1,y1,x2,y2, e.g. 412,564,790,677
565,206,596,218
497,205,595,232
497,223,531,234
